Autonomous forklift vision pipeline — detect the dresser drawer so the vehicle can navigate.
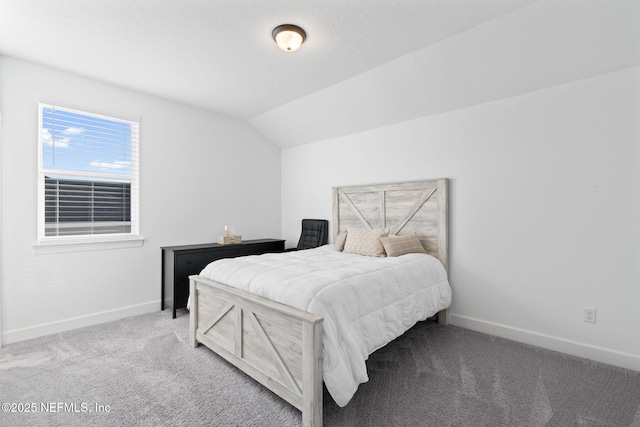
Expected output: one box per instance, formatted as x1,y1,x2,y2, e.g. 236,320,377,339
240,241,284,256
175,249,237,273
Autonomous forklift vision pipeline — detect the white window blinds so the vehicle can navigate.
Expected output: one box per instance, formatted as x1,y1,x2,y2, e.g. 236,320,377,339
38,103,139,239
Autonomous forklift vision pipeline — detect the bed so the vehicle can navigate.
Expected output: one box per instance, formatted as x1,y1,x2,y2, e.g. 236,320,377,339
189,178,450,426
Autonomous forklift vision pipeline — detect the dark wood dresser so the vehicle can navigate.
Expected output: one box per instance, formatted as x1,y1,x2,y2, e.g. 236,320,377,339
161,238,285,318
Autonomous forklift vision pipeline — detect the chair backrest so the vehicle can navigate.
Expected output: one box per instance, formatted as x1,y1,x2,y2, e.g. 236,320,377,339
296,219,329,250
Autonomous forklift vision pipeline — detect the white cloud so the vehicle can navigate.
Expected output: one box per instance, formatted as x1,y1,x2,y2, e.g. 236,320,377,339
42,139,71,149
52,139,71,148
63,127,84,135
90,160,130,170
41,129,71,148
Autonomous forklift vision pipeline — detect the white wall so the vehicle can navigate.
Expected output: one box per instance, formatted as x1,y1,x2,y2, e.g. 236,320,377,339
0,56,281,343
281,67,640,370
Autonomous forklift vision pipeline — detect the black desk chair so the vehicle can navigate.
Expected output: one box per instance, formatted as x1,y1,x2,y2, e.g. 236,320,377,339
288,219,329,251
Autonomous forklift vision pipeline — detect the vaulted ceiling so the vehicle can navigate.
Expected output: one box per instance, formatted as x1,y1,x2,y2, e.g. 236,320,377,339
1,0,638,147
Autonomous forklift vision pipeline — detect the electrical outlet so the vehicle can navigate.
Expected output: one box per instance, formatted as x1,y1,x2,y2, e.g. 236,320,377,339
584,307,597,323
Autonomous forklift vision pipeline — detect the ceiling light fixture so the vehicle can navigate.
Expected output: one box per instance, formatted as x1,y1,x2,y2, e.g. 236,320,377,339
272,24,306,52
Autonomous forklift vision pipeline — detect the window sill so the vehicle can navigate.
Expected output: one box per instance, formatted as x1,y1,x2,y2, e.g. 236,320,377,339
33,235,145,255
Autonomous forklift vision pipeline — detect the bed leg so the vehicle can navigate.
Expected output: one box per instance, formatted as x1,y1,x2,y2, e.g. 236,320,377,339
189,277,198,348
438,308,449,326
302,321,323,427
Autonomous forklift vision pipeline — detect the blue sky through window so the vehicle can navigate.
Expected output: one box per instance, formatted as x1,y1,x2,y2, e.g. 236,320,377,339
41,107,133,177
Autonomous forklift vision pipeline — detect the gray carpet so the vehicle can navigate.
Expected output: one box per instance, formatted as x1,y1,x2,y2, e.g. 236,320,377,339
1,311,639,427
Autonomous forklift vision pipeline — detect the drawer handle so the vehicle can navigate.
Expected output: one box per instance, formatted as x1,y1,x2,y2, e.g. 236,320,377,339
187,261,192,264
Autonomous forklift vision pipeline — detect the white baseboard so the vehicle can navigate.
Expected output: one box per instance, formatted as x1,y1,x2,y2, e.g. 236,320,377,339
1,301,160,346
449,313,640,372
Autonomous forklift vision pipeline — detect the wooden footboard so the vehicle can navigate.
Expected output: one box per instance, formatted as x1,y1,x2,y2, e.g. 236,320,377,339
189,275,324,427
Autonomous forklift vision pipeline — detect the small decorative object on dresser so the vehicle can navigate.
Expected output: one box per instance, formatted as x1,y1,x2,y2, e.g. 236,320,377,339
161,239,285,318
217,235,242,245
217,225,242,245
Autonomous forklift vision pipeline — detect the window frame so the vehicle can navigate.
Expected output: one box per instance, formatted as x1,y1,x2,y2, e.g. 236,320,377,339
35,100,143,253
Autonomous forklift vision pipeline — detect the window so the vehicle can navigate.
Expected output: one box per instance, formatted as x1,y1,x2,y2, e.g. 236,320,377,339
38,103,139,243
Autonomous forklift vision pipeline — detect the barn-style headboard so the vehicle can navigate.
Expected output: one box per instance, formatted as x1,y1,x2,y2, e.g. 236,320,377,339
332,178,448,270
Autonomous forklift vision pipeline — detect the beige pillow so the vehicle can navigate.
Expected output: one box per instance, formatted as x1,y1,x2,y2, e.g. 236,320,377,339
343,228,389,257
335,230,348,251
380,233,427,257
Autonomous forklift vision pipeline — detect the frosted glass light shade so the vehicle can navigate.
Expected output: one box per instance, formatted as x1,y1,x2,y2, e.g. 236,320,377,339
272,24,306,52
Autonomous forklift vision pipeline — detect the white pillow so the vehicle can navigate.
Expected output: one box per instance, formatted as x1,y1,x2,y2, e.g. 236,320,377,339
343,228,389,257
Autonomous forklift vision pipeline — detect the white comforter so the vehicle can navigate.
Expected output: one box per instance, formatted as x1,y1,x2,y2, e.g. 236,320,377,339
198,244,451,407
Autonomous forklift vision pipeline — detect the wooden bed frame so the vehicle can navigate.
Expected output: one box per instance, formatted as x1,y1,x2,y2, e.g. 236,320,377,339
189,178,449,427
